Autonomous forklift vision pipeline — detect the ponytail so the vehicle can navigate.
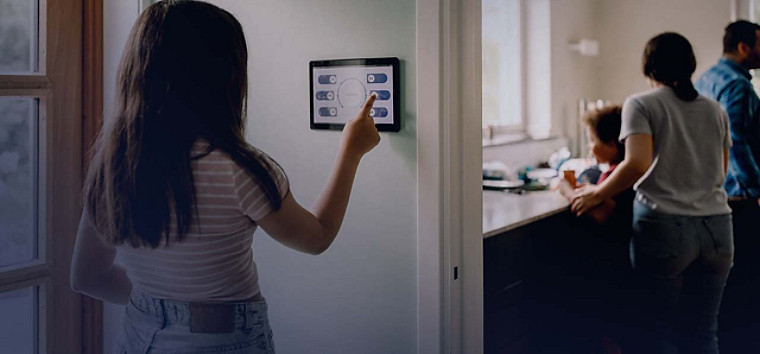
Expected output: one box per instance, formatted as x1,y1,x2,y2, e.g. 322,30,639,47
670,80,698,101
642,32,699,102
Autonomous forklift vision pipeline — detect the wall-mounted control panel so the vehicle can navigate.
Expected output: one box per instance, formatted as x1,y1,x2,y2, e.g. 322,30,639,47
309,57,400,132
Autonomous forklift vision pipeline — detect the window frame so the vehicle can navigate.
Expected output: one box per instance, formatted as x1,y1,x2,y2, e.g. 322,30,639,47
0,0,89,352
481,0,527,141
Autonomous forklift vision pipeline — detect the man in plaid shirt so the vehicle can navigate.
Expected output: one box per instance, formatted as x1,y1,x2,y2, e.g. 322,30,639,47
696,20,760,354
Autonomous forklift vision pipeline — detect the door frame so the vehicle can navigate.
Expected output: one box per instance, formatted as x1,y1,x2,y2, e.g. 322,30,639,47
82,0,105,352
416,0,482,352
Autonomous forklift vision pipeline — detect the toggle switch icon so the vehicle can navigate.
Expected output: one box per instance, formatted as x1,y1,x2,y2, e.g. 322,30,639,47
367,73,388,83
318,75,337,84
369,107,388,118
369,90,391,100
316,91,335,101
319,107,338,117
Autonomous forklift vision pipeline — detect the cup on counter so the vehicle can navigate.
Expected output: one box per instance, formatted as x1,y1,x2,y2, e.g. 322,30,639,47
563,170,577,188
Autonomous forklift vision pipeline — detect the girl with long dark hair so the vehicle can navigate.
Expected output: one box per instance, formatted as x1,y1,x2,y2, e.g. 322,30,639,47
69,1,380,352
572,33,733,353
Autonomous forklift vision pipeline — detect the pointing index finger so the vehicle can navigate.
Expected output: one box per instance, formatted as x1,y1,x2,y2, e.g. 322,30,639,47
360,93,378,119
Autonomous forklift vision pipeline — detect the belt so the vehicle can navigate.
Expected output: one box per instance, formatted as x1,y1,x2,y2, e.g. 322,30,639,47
728,196,749,202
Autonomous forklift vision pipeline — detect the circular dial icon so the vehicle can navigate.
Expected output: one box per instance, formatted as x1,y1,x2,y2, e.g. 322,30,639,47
337,78,367,108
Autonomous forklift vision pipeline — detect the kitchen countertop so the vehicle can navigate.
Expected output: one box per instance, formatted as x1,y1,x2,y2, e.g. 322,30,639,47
483,189,570,238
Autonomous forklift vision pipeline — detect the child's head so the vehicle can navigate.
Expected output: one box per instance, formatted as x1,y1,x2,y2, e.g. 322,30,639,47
582,105,624,165
87,1,284,247
116,0,249,144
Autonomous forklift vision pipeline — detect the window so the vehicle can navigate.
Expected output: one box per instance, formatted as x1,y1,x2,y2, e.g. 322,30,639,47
482,0,523,134
0,0,86,352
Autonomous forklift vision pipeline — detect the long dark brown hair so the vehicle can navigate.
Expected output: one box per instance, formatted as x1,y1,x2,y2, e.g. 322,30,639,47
86,0,282,248
643,32,698,101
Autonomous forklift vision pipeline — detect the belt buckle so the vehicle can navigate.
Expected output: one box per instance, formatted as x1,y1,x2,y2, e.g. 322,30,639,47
189,303,235,333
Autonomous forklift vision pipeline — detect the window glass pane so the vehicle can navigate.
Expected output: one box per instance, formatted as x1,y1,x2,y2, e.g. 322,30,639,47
0,286,38,354
482,0,522,128
0,97,38,269
0,0,38,74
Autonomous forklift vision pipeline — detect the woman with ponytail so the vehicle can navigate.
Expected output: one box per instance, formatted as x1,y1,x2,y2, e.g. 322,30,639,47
571,32,733,353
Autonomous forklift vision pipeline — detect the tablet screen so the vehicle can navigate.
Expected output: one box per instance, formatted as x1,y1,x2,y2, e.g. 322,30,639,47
310,58,400,132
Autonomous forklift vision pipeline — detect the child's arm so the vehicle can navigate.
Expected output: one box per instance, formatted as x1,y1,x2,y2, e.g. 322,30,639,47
256,95,380,255
70,207,132,304
558,179,576,201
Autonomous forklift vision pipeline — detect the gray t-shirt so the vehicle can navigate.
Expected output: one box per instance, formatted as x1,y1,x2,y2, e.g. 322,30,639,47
620,87,731,216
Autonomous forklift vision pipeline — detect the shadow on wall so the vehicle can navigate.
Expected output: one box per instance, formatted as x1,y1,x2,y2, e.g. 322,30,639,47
392,59,416,174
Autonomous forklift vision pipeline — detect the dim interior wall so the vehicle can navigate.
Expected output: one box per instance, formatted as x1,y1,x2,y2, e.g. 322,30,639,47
482,137,569,170
595,0,731,103
549,0,599,156
101,0,137,351
102,1,418,353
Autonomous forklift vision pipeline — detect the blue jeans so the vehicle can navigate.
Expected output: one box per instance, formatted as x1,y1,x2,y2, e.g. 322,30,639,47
114,289,275,354
631,201,733,354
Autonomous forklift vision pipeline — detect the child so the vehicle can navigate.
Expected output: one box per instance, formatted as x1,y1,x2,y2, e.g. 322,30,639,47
69,1,380,352
560,105,633,225
559,105,636,354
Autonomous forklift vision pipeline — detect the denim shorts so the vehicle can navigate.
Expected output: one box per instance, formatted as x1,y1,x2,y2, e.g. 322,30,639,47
114,289,275,354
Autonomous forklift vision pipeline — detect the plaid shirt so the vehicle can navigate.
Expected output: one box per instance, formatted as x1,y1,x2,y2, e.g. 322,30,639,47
696,58,760,198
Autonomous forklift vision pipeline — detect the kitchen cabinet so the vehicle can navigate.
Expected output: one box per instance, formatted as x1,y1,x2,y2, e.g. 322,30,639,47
484,191,635,353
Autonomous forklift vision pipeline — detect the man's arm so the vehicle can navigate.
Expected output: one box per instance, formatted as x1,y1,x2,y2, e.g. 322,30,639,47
722,81,760,198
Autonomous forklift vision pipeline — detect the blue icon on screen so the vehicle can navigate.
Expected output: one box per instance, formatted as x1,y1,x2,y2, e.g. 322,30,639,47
367,73,388,83
319,107,338,117
369,107,388,118
369,90,391,100
316,91,335,100
318,75,337,85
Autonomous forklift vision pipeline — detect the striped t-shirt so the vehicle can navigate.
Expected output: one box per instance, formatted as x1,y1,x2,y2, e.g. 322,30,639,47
116,140,289,302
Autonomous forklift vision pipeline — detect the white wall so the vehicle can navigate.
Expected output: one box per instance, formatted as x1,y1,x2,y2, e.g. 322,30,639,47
221,1,418,352
102,1,418,353
595,0,732,103
549,0,599,155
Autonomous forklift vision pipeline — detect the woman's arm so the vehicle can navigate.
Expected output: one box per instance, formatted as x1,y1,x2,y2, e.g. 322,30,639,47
571,134,653,216
724,147,729,175
70,207,132,304
561,181,616,223
256,94,380,254
585,198,617,224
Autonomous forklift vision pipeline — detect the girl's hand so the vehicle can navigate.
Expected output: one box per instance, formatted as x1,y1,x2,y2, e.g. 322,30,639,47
340,94,381,159
570,184,604,216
